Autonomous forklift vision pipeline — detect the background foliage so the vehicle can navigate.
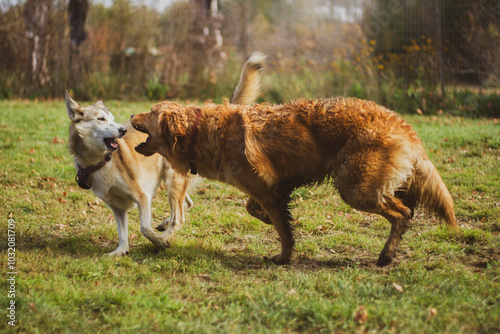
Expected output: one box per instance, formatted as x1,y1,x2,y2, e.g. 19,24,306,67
0,0,499,116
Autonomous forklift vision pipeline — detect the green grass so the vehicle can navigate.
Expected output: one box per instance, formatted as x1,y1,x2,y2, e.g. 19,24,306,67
1,100,499,333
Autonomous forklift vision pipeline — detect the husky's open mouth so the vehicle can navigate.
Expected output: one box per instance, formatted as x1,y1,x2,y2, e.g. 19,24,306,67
104,138,119,151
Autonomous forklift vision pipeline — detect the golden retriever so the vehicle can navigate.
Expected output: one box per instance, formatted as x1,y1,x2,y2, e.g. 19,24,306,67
130,97,458,266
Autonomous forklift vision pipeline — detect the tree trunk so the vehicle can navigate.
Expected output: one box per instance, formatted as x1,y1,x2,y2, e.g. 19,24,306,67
68,0,88,94
24,0,51,89
188,0,224,88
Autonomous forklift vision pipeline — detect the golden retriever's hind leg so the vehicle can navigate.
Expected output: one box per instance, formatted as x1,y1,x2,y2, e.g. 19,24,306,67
376,197,412,267
246,198,273,225
337,181,412,266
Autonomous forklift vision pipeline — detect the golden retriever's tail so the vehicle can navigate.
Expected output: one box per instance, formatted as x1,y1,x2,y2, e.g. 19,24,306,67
231,52,266,105
407,157,458,230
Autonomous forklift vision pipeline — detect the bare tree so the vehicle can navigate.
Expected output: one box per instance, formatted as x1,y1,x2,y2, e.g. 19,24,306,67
24,0,51,88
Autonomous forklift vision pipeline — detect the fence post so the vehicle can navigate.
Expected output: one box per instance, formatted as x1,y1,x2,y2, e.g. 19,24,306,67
435,0,445,97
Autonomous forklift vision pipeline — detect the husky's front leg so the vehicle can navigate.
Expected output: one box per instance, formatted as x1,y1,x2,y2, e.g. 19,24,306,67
106,206,129,256
136,192,170,249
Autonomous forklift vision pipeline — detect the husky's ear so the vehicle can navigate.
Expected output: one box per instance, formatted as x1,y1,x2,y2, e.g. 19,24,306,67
65,90,84,122
94,100,106,108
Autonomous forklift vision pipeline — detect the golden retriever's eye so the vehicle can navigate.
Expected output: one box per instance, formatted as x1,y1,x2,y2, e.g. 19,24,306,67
98,117,106,121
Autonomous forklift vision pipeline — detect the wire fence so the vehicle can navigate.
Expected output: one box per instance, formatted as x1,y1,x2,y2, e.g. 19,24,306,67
0,0,498,106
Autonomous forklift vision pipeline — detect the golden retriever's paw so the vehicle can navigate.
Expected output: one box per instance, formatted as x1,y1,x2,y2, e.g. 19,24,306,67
265,254,291,265
376,253,393,267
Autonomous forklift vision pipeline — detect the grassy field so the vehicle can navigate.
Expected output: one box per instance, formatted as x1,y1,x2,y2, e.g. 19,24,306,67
1,99,499,333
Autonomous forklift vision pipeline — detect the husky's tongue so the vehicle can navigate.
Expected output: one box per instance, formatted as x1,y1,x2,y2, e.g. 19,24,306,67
104,138,119,150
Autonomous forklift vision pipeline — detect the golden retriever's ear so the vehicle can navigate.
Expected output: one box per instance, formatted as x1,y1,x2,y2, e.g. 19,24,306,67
158,111,190,155
160,112,187,140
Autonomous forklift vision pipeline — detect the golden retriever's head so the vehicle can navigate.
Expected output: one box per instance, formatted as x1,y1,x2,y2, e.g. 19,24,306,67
131,102,193,173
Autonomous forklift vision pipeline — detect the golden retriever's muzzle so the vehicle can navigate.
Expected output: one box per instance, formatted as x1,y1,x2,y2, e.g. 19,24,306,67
130,113,155,156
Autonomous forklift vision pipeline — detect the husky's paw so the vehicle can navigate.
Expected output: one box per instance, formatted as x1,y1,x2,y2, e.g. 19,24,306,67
152,238,171,249
105,247,129,256
155,218,170,232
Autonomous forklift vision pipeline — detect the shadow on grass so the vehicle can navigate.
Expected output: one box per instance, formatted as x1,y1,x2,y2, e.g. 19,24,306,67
15,231,380,271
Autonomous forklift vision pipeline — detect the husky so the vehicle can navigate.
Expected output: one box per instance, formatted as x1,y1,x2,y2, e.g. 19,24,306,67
65,52,266,255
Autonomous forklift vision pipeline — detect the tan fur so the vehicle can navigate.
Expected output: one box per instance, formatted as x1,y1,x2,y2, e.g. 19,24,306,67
131,97,457,266
65,53,265,255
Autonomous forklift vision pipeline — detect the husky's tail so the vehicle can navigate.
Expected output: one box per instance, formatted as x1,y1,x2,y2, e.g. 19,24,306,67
407,157,458,230
231,52,266,105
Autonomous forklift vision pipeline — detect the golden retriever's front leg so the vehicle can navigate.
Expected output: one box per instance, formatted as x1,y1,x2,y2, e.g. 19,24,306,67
258,198,295,265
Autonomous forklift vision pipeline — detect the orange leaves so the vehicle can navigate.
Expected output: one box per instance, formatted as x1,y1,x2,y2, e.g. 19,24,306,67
51,137,64,144
353,305,368,325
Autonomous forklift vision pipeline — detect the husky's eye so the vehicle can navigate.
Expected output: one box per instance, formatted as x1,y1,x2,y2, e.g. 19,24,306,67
98,117,106,121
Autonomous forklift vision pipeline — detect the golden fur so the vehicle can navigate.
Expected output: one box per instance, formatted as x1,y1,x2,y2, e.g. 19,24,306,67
131,97,458,266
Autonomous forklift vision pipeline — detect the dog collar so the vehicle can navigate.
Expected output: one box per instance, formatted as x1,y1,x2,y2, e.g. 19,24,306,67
188,110,203,175
75,153,112,189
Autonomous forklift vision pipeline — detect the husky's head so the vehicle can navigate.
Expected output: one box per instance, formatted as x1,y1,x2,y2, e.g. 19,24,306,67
65,91,127,155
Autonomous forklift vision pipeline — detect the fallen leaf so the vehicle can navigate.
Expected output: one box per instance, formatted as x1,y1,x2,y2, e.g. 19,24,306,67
51,137,64,144
428,307,438,318
353,305,368,325
392,283,403,293
197,274,211,280
87,200,101,211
